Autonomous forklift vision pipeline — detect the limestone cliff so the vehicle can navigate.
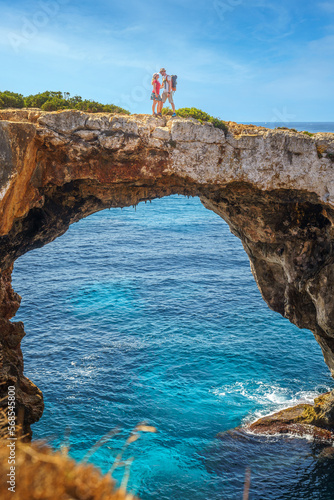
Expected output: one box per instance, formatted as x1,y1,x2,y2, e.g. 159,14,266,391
1,109,334,437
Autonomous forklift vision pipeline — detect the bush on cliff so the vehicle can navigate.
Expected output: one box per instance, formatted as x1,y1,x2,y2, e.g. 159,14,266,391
24,91,64,108
162,106,228,132
41,97,72,111
35,92,130,114
0,90,130,115
177,107,228,132
74,99,129,114
0,91,24,109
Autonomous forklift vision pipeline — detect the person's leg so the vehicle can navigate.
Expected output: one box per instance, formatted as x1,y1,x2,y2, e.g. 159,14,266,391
154,99,159,114
157,99,163,114
169,93,176,113
159,93,167,115
152,100,156,114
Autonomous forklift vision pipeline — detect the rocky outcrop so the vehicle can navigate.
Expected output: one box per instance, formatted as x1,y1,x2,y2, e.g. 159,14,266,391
1,109,334,437
246,392,334,441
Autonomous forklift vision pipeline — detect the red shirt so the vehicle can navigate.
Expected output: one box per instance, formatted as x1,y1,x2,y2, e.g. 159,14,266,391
153,80,161,95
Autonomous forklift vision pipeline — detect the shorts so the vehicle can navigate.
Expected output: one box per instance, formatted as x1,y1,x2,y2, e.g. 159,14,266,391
151,92,162,101
162,91,174,104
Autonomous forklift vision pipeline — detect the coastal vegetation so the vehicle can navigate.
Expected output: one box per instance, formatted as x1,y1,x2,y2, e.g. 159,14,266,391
0,90,130,115
276,126,298,133
276,126,318,137
0,438,134,500
162,106,228,132
303,131,314,137
0,91,228,131
0,408,156,500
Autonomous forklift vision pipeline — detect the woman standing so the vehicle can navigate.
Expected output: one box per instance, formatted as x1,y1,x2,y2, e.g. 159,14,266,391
151,73,162,116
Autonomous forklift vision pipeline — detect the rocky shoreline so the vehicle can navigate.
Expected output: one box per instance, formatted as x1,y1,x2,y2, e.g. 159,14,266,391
244,392,334,443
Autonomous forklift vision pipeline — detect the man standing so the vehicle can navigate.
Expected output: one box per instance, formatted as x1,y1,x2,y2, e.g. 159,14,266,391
159,68,176,117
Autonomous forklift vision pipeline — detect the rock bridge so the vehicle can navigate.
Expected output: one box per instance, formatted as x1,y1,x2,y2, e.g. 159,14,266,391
1,109,334,436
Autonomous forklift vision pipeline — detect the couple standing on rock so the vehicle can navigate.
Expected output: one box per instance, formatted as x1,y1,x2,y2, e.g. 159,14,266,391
151,68,176,117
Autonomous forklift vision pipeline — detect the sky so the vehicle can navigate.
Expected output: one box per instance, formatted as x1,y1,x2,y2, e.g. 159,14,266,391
1,0,333,122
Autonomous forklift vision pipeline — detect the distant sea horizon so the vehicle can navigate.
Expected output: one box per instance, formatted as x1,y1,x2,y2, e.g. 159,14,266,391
244,121,334,133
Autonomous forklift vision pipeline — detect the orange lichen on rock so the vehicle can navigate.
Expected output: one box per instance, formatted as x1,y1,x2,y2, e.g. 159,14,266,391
0,122,41,237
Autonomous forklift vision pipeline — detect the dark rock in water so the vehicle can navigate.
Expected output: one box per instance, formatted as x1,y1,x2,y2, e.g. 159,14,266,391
245,393,334,443
1,109,334,437
210,424,334,498
317,446,334,461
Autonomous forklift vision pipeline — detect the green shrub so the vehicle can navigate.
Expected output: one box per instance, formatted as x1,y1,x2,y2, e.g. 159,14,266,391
276,126,298,133
162,106,173,116
0,91,24,109
24,91,63,108
41,97,71,111
75,100,107,113
0,90,131,115
303,131,314,137
103,104,130,114
175,107,228,132
74,100,130,114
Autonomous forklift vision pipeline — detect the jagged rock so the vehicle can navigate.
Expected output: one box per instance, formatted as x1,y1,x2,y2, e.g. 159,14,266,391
1,109,334,437
246,392,334,441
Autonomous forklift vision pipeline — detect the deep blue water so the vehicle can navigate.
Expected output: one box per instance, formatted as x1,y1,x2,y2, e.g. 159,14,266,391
251,122,334,134
12,123,334,499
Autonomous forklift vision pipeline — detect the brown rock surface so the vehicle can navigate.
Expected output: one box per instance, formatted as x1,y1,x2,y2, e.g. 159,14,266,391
1,109,334,437
246,393,334,442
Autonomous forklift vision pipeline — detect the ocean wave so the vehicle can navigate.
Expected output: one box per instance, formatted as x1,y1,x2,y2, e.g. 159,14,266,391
211,380,333,423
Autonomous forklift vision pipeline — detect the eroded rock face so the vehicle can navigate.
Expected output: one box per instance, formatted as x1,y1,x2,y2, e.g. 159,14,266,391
1,109,334,436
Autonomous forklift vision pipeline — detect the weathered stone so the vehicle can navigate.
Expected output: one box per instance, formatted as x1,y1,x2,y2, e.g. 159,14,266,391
171,119,225,143
151,126,170,140
85,114,111,130
74,130,98,141
1,109,334,438
246,392,334,440
37,110,87,134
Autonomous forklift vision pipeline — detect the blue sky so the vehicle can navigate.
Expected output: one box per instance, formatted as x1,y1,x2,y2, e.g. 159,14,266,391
1,0,333,121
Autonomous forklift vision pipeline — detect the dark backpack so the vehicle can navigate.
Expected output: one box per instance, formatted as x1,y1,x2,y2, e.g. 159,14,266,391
171,75,177,91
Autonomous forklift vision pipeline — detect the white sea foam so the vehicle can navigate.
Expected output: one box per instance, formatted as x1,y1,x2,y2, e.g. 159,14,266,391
211,380,333,425
244,427,320,443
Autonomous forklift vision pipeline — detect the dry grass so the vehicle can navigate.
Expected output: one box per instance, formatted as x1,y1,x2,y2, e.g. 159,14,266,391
0,404,140,500
0,438,137,500
0,404,250,499
0,400,162,500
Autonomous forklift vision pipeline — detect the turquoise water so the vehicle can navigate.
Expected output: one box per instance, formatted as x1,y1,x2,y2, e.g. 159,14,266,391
12,123,334,499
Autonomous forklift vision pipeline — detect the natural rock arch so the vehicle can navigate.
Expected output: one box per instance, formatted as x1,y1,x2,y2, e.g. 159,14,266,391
1,109,334,437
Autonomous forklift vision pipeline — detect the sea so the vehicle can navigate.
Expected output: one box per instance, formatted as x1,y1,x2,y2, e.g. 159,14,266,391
12,123,334,499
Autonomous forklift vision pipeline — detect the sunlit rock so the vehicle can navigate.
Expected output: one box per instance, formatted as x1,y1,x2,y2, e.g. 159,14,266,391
1,109,334,437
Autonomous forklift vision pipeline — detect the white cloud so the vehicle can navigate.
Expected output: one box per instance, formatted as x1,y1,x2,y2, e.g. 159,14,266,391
248,2,295,42
0,1,333,120
318,2,334,13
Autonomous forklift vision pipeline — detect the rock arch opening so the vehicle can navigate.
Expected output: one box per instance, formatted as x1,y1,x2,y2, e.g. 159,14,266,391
12,196,330,454
1,109,334,438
